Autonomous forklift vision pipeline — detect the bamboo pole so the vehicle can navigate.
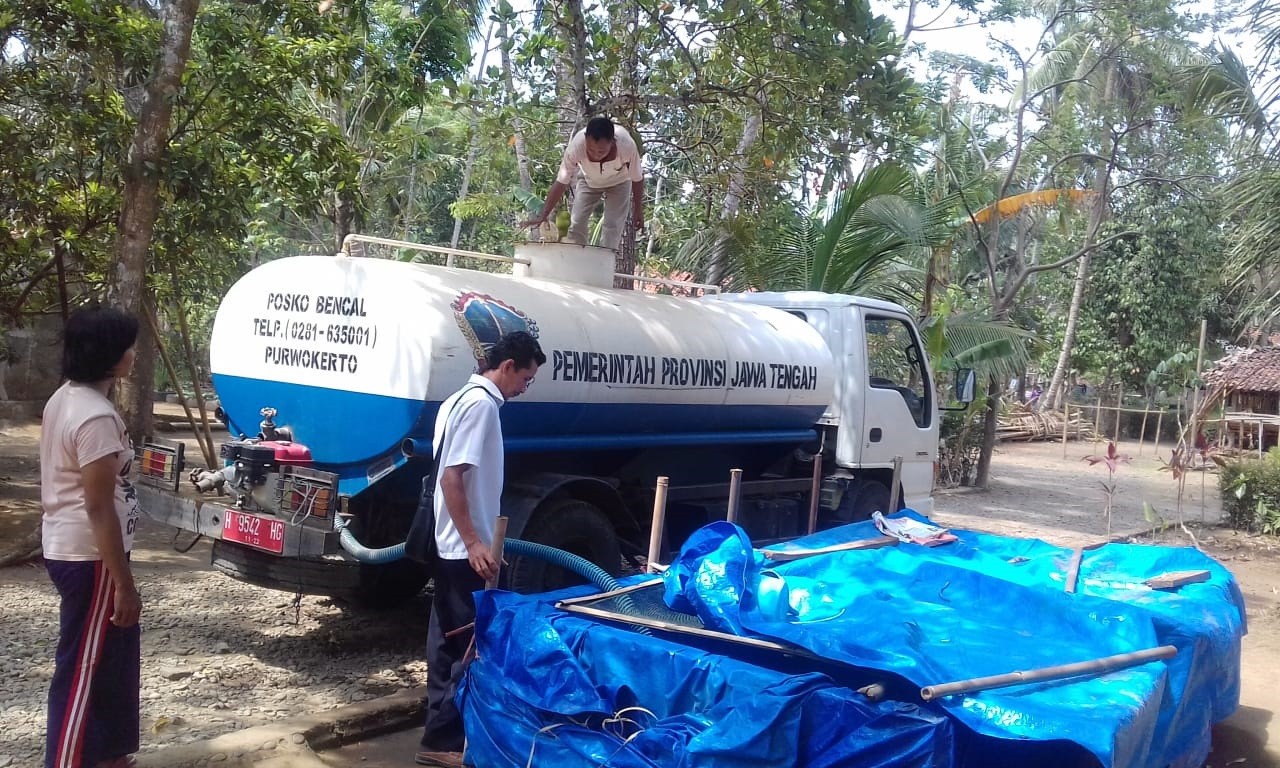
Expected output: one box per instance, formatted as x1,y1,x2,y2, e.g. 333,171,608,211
806,453,823,534
726,468,743,524
142,302,216,467
1138,402,1150,456
1259,420,1265,459
1153,410,1164,457
1094,395,1103,451
1113,386,1124,443
889,456,903,513
647,476,669,571
486,516,508,590
919,645,1177,701
168,267,217,462
1062,403,1070,459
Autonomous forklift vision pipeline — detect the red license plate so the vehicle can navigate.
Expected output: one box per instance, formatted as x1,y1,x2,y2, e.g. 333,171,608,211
222,509,286,554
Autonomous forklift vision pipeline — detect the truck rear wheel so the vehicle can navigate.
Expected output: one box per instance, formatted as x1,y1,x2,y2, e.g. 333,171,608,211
211,541,430,611
505,498,621,595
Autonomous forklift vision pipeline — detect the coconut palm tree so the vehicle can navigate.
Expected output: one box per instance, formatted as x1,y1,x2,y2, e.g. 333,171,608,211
676,162,933,300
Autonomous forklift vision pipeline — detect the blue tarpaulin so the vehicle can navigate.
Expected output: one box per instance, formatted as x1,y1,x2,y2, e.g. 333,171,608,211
459,513,1245,768
460,584,957,767
664,514,1246,768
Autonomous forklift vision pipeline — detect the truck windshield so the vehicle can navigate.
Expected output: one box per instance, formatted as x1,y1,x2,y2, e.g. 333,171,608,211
865,316,930,428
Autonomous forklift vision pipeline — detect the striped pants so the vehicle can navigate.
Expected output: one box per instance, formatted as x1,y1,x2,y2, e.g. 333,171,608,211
45,559,140,768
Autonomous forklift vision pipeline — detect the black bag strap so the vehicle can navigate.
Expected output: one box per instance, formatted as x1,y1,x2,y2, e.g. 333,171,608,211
430,383,501,474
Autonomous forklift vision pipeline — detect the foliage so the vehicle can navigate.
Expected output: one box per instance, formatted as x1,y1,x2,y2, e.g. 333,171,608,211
672,163,932,300
1083,441,1132,537
1219,449,1280,534
1062,177,1231,390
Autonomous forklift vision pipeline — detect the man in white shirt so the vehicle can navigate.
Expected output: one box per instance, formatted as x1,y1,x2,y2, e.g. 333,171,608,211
416,331,545,768
520,116,645,250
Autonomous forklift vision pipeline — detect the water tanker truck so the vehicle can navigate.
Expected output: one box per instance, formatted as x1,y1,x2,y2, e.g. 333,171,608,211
134,237,972,606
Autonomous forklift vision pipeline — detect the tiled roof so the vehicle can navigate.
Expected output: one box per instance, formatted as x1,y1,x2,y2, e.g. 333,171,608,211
1205,347,1280,393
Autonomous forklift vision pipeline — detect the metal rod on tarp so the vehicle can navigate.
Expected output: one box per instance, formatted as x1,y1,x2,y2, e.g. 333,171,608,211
726,468,743,524
889,456,903,512
806,454,823,534
919,645,1177,701
486,516,508,590
647,476,669,572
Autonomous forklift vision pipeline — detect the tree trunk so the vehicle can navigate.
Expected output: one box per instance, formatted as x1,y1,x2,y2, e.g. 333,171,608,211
644,174,663,262
1044,63,1118,411
106,0,201,442
556,0,590,141
449,21,497,250
609,0,641,287
706,105,763,286
1044,250,1092,410
498,16,532,193
974,375,1001,489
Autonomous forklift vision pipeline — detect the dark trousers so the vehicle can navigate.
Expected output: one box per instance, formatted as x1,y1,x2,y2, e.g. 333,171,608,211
45,559,140,768
421,558,484,752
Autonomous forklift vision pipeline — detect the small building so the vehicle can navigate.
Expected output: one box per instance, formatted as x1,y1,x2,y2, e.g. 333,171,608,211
1203,346,1280,453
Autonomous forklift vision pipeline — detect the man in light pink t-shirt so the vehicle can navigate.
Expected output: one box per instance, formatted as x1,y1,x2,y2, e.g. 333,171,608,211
520,116,645,250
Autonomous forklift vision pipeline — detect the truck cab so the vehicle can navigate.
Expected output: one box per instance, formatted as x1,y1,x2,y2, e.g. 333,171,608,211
720,293,939,517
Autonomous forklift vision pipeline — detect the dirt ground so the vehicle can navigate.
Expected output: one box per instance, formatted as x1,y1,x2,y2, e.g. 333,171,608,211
1,422,1277,766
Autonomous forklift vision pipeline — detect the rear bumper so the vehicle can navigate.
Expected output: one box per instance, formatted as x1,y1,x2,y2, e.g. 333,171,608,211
137,485,336,558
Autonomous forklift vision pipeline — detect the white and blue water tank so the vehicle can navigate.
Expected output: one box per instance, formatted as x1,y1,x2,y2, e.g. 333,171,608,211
209,244,835,486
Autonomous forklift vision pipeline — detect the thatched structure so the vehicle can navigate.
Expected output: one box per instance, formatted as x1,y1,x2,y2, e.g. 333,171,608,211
1204,347,1280,452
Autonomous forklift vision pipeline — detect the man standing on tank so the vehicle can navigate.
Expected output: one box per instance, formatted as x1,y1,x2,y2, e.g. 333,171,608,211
415,330,545,768
519,116,645,250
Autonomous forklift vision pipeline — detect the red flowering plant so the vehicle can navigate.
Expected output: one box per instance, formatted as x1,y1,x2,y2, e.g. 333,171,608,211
1083,442,1132,538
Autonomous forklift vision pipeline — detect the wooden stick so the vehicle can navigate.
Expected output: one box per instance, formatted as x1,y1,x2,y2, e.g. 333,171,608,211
807,453,823,534
1144,570,1210,590
1153,410,1164,457
919,645,1177,701
486,516,508,590
647,476,669,572
889,456,903,513
761,535,898,562
726,468,743,524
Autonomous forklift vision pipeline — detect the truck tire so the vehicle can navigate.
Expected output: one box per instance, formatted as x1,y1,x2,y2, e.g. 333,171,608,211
850,480,893,521
505,498,621,595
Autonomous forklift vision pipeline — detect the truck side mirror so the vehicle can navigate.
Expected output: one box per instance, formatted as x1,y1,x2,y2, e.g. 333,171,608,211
954,369,976,404
939,368,977,411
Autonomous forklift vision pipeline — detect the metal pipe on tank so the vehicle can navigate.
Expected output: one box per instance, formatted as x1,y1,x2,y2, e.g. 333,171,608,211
402,438,431,457
647,476,670,572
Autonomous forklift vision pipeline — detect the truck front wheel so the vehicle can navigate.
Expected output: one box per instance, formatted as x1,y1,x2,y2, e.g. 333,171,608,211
505,498,621,594
850,480,894,521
